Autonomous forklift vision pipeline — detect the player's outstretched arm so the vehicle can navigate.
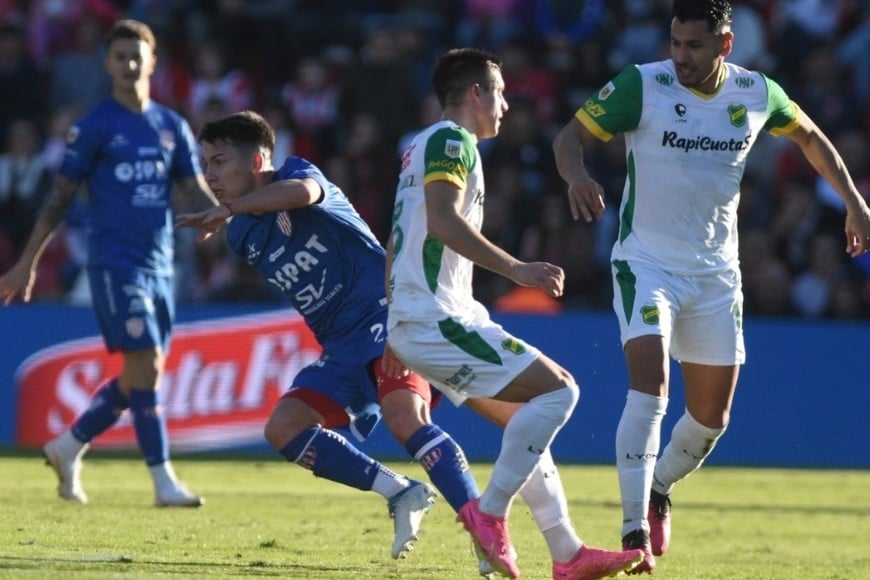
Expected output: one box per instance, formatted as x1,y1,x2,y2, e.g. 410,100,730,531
785,110,870,256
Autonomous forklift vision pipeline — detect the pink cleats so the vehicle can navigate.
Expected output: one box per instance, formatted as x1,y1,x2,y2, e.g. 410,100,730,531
458,498,520,579
622,530,655,575
648,490,671,556
553,545,645,580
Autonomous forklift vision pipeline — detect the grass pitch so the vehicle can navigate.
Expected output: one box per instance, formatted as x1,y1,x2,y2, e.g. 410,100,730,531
0,451,867,579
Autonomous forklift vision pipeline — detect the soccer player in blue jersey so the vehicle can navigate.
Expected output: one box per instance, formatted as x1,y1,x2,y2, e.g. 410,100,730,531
553,0,870,573
176,110,445,561
0,20,216,507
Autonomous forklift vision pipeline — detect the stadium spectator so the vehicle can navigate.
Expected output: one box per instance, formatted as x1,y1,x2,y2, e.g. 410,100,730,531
0,22,43,145
552,0,870,572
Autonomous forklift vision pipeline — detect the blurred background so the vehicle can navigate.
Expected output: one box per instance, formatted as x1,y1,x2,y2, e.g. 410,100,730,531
0,0,868,318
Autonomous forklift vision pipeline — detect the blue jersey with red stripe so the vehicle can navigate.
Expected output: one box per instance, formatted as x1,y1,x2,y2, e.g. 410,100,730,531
225,156,387,358
58,97,201,274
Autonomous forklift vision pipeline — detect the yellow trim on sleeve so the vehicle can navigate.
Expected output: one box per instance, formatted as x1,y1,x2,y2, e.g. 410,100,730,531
577,109,614,142
768,101,802,137
423,172,465,189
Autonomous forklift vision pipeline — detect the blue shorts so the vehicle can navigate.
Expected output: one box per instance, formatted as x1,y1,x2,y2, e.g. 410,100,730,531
88,266,174,354
284,318,386,441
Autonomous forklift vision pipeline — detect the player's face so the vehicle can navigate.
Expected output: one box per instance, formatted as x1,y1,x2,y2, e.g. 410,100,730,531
104,38,155,92
475,68,508,140
201,140,258,203
670,18,731,93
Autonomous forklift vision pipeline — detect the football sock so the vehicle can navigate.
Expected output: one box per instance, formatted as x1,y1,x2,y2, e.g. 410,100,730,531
129,389,169,466
616,390,667,537
70,378,128,443
480,385,578,517
280,426,392,493
653,410,726,495
149,461,182,493
519,449,581,562
405,424,478,512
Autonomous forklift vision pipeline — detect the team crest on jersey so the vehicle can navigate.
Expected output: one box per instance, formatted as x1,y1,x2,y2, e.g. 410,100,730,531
444,139,462,158
598,81,615,100
501,338,526,355
125,316,145,339
640,305,660,325
276,211,293,236
159,130,176,152
727,104,748,128
66,125,80,144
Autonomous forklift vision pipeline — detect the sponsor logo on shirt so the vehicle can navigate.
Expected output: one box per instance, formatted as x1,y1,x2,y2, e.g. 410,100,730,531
598,81,615,100
734,76,755,89
660,130,751,152
445,139,461,158
501,338,526,355
655,73,674,86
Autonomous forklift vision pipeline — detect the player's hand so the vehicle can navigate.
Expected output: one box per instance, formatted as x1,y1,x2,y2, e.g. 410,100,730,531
512,261,565,298
565,175,606,223
175,204,231,241
380,343,410,379
0,262,36,305
844,204,870,257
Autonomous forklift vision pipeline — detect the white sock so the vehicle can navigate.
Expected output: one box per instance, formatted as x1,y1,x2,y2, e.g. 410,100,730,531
149,461,180,493
481,385,579,517
519,449,582,562
57,430,88,459
653,410,726,495
373,467,410,500
616,390,668,537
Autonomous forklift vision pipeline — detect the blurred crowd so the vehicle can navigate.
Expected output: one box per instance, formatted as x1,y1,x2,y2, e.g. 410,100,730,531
1,0,869,319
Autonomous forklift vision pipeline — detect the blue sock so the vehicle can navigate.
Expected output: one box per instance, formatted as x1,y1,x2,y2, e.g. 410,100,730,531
71,379,128,443
129,389,169,466
279,426,379,491
406,424,478,512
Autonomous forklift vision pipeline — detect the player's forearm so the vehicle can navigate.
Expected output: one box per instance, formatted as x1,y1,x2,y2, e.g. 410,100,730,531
230,178,320,214
801,134,866,212
553,118,592,185
18,177,78,267
428,211,520,281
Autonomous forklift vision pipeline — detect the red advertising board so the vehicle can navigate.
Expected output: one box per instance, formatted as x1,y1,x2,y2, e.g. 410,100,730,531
16,311,322,450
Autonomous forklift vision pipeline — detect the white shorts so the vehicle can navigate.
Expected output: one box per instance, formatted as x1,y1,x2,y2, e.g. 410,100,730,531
387,312,540,406
611,259,745,365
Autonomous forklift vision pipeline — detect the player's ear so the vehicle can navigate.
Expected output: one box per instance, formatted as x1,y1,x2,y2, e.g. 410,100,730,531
250,150,264,172
720,30,734,58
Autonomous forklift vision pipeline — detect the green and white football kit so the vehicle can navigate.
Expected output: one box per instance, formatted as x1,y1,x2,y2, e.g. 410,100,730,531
387,120,539,404
578,59,799,364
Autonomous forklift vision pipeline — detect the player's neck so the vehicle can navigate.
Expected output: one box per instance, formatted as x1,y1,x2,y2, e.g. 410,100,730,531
112,85,150,113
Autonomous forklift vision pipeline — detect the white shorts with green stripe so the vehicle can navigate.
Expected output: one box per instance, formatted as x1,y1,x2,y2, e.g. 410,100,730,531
388,315,540,406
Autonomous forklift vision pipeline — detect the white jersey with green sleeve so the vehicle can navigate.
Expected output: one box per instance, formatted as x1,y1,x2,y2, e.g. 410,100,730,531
577,59,800,274
387,120,486,329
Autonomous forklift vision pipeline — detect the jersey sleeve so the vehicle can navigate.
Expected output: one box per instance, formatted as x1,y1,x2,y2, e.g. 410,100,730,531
171,116,203,181
422,126,477,190
576,65,643,142
57,115,101,183
762,74,800,136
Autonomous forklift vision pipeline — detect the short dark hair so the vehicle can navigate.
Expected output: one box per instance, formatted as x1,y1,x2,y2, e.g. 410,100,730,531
104,19,156,52
199,110,276,156
432,47,502,108
672,0,732,34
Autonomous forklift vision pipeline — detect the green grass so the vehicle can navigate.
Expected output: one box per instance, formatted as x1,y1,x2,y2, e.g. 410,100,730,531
1,452,868,579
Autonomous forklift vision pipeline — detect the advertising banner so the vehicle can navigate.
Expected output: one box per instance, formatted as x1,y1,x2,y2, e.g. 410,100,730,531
16,311,322,450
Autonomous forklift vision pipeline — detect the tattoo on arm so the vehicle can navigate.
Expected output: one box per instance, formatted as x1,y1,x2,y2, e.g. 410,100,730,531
39,176,80,229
